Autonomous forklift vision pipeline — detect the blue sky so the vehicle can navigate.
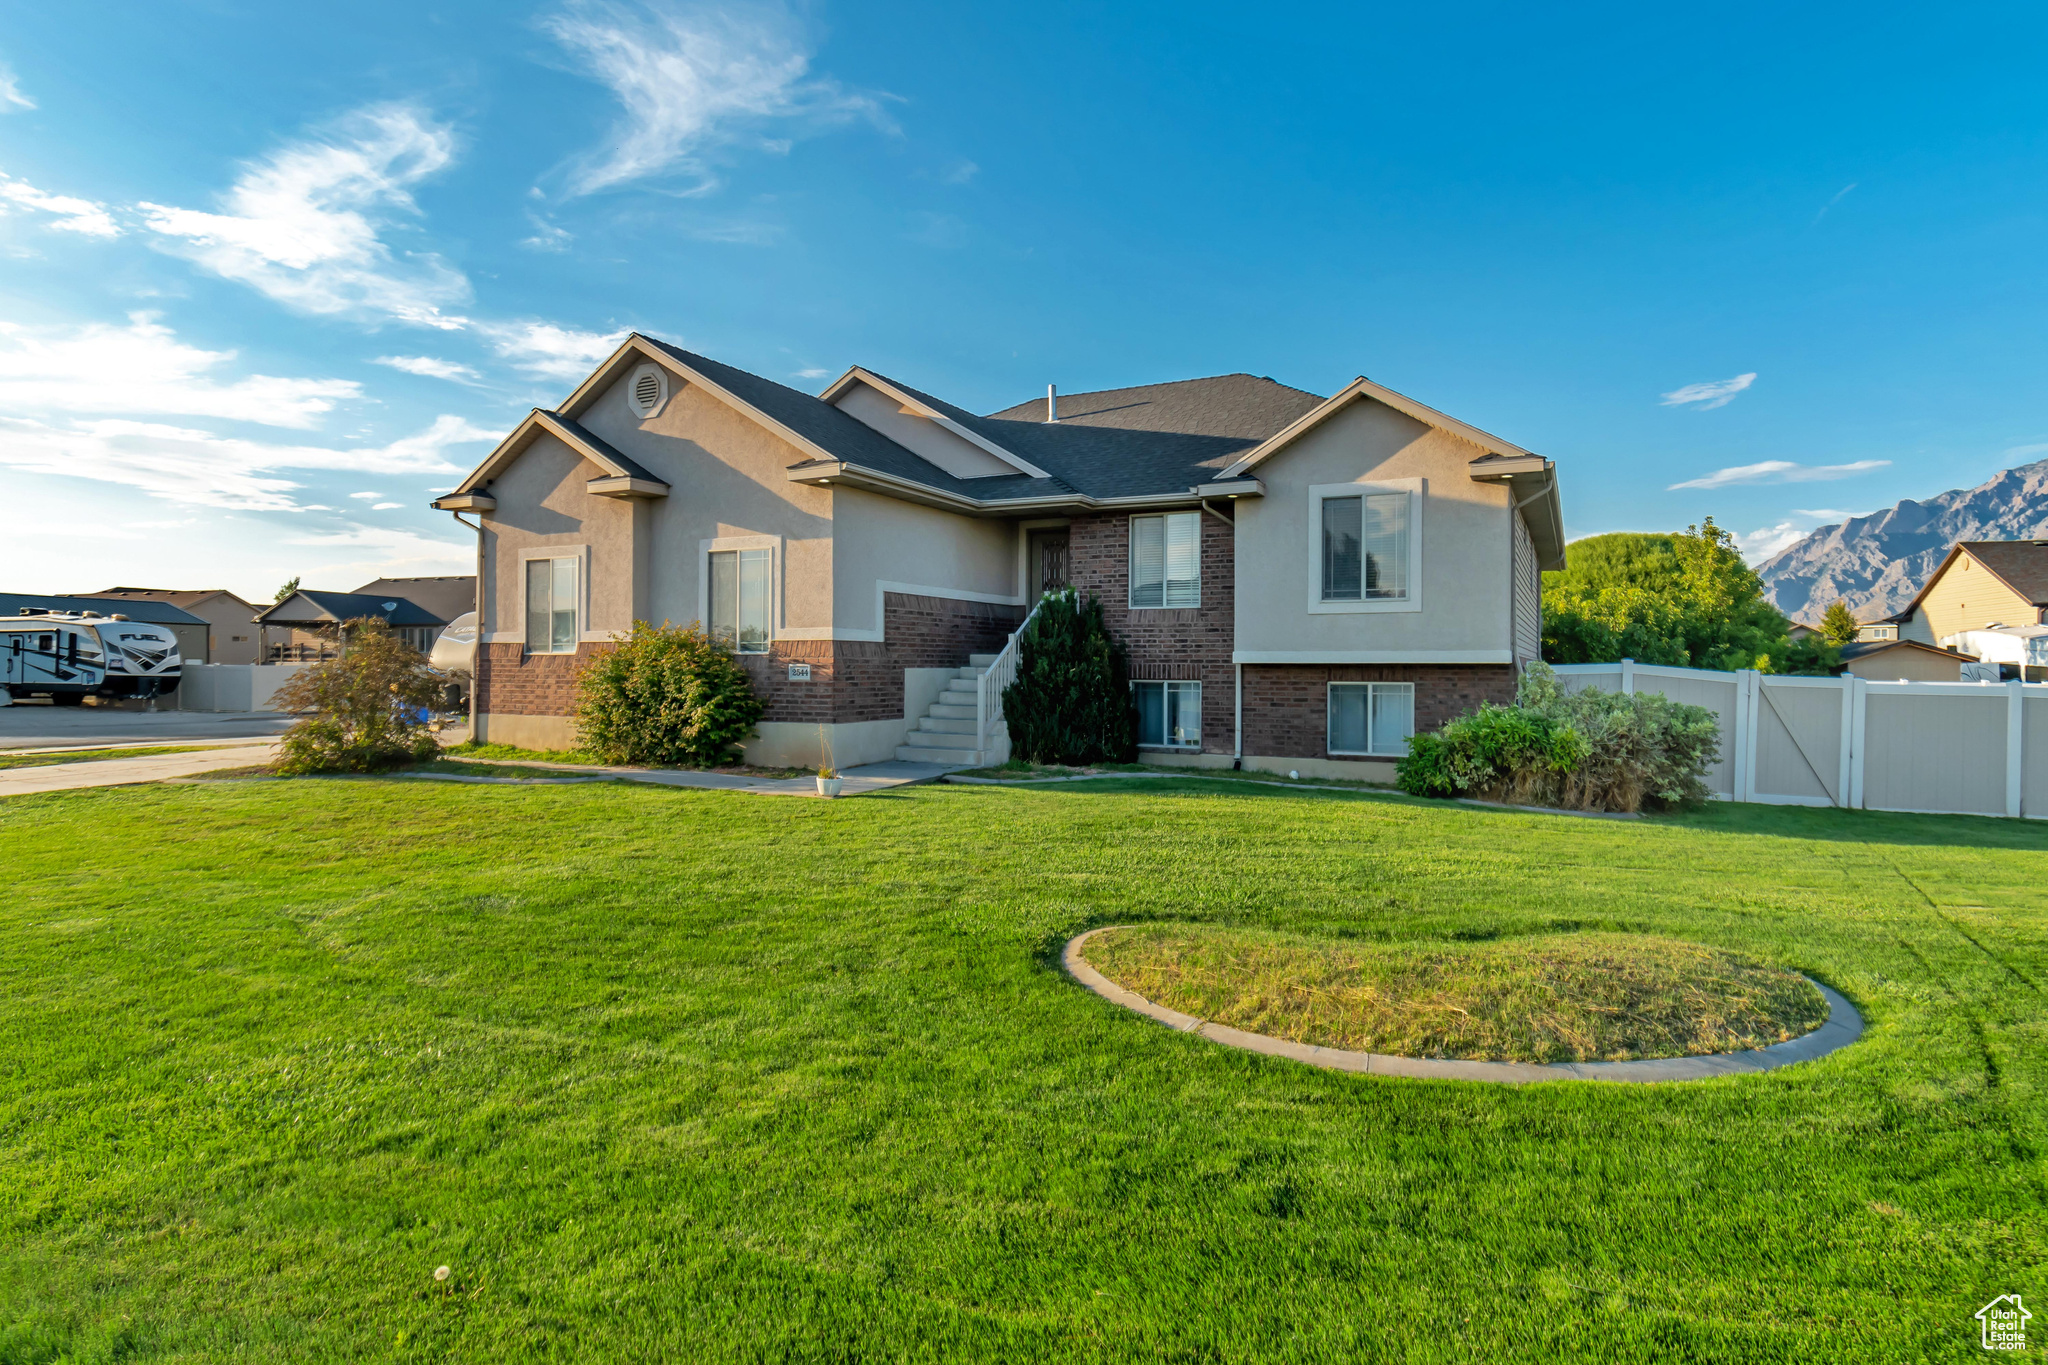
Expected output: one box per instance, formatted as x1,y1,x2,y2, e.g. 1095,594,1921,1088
4,1,2047,599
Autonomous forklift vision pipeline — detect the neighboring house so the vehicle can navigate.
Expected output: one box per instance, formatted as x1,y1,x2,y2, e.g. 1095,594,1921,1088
81,587,262,664
432,336,1565,777
1876,540,2048,644
352,576,475,626
255,590,448,660
1853,620,1899,642
0,592,210,663
1834,638,1976,682
1787,623,1817,641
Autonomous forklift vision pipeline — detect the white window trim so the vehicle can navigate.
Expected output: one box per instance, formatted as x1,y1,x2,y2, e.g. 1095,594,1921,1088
1326,680,1415,757
1128,510,1202,611
516,544,591,654
699,534,781,649
1132,678,1202,750
1307,478,1423,615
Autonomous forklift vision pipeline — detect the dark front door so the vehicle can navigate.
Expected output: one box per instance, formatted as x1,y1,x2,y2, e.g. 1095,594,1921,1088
1028,530,1070,597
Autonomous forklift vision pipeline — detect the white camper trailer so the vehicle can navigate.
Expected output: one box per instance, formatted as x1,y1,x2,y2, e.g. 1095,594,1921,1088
0,609,182,705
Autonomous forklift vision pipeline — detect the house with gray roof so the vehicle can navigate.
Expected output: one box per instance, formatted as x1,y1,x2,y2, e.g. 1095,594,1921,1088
256,590,448,661
433,335,1566,775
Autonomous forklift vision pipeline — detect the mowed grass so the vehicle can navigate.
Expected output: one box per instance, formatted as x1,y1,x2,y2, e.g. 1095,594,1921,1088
1083,926,1830,1062
0,777,2042,1362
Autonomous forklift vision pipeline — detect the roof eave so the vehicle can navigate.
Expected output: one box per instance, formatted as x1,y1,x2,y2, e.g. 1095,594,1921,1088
786,461,1219,517
1218,375,1537,479
825,366,1053,479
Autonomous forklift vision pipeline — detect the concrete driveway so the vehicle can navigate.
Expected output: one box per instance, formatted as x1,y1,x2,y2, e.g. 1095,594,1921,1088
0,703,297,750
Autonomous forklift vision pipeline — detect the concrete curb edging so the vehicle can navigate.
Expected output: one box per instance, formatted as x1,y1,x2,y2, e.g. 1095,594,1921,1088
1061,927,1864,1084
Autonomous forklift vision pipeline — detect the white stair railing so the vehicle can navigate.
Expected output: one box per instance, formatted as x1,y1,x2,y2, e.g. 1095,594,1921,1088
976,592,1055,757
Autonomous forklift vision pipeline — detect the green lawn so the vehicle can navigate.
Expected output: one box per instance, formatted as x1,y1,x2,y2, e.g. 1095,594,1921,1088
1,778,2042,1362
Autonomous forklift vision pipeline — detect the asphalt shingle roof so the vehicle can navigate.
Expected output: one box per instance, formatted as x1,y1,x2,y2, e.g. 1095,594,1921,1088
257,591,447,628
1963,540,2048,606
639,339,1327,504
0,592,207,625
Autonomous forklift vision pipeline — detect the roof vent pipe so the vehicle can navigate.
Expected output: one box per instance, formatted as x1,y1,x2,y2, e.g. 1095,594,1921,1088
1046,384,1058,424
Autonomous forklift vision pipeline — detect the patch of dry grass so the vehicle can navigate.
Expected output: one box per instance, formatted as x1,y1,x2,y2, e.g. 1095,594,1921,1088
1085,925,1828,1063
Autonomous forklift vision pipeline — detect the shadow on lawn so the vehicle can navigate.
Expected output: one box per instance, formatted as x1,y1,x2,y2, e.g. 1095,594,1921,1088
988,772,2048,853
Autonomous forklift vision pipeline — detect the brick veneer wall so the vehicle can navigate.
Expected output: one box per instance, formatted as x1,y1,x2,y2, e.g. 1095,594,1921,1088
474,592,1022,726
1240,663,1516,760
1066,510,1235,755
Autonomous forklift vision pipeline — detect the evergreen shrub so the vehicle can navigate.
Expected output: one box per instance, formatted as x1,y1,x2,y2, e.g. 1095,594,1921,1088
1001,590,1137,765
575,621,763,767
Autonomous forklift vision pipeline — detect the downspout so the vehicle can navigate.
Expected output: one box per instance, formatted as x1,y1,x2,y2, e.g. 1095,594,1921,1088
449,508,482,737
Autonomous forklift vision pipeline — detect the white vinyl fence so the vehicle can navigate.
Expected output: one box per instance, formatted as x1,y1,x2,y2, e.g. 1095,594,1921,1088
1553,660,2048,820
173,663,311,713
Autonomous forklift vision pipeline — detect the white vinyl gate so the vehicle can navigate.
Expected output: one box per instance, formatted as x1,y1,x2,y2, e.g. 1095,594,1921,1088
1551,660,2048,820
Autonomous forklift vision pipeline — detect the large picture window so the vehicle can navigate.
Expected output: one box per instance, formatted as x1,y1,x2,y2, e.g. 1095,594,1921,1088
1327,682,1414,756
1134,680,1200,748
709,547,771,654
1130,512,1200,608
1321,492,1409,601
524,556,579,654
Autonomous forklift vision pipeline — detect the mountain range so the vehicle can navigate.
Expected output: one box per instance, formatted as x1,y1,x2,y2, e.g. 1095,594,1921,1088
1755,458,2048,624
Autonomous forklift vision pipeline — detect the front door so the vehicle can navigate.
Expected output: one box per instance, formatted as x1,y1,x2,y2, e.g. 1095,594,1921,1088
1028,530,1070,597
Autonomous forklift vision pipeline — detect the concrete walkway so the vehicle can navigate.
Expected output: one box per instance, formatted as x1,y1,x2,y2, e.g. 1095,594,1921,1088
0,741,280,797
1063,926,1864,1084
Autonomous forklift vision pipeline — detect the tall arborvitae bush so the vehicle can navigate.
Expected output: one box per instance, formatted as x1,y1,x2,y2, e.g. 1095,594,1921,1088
1001,590,1137,765
576,621,763,766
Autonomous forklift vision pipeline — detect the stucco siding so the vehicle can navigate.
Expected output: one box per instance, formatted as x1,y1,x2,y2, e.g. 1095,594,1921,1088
479,434,635,641
829,486,1020,637
831,381,1019,479
1233,398,1514,660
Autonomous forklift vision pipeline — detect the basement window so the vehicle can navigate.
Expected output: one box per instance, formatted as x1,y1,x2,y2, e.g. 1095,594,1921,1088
1133,680,1200,749
1327,682,1413,756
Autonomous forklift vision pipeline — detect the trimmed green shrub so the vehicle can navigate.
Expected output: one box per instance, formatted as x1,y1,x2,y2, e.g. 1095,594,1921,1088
1396,662,1717,813
1001,590,1137,765
272,617,443,774
575,621,763,767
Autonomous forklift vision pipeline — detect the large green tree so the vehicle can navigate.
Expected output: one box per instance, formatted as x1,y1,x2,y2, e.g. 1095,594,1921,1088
1542,519,1838,674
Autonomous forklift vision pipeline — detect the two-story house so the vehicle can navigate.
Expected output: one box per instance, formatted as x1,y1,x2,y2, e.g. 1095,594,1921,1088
432,336,1564,780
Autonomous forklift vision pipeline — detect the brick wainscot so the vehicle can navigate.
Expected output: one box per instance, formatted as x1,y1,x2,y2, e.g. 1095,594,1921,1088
1240,663,1517,780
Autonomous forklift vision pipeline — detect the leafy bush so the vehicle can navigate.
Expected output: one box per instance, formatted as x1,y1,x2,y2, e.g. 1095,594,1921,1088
1395,662,1718,813
1542,519,1839,675
1001,590,1137,765
575,620,763,767
272,617,444,774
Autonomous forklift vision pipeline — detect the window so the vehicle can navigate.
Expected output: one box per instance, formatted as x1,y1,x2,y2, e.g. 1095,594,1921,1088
1327,682,1414,756
524,556,579,654
709,547,771,654
1133,680,1200,748
1321,493,1409,601
1130,512,1200,608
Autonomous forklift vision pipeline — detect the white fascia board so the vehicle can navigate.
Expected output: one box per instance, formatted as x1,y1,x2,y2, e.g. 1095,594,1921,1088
1232,649,1515,665
827,368,1052,479
789,461,1206,517
1219,376,1535,479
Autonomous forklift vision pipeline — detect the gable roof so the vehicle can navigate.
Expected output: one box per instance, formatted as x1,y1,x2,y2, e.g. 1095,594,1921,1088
352,576,476,623
256,591,446,628
1887,539,2048,621
0,592,208,625
442,407,666,499
88,587,260,614
822,367,1051,478
1838,637,1974,663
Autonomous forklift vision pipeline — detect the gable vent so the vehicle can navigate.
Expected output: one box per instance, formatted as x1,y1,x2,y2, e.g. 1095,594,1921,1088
627,363,669,418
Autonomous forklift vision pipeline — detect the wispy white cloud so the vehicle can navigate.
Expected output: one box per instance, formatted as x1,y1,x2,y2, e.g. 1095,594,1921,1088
1792,508,1850,520
1813,182,1857,225
138,103,471,329
371,501,404,509
519,215,574,252
0,66,33,112
0,412,494,510
1667,458,1888,491
543,0,889,196
792,366,828,379
280,521,474,579
0,314,359,428
1661,372,1756,410
372,353,482,382
0,171,120,237
348,490,383,500
939,158,978,185
480,319,629,380
1735,521,1808,562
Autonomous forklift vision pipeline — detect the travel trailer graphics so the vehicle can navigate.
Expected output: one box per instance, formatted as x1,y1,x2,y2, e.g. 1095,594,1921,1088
0,612,182,704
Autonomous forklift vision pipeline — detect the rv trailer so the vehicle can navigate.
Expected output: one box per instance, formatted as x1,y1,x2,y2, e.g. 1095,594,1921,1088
0,609,182,706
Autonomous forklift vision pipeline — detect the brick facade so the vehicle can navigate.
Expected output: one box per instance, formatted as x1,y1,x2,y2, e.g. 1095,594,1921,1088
1240,663,1516,761
475,592,1022,725
1064,510,1238,755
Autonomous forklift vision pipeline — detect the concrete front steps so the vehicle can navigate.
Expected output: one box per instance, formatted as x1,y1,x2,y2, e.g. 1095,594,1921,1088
895,653,1005,766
